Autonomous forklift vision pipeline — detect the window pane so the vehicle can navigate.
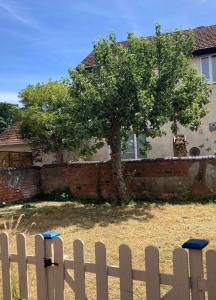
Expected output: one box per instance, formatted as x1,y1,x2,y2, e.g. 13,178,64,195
121,133,135,159
212,56,216,82
137,134,147,158
201,57,210,81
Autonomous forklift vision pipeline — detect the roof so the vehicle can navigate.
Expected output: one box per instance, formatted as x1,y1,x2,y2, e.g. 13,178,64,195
193,25,216,55
0,122,26,146
81,24,216,67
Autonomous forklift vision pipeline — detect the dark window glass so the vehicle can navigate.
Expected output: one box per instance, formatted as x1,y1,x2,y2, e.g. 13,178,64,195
121,133,135,159
201,57,210,81
121,133,147,159
137,133,147,158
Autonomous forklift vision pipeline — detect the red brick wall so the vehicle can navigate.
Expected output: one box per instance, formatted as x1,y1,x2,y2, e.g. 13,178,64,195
0,167,41,201
1,157,216,202
41,158,216,198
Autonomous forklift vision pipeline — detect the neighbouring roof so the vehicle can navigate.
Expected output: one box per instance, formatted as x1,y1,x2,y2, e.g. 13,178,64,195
81,24,216,67
0,122,26,146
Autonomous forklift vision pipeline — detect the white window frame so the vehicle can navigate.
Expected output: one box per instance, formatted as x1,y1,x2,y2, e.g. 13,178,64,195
134,134,138,159
121,133,147,160
200,55,216,84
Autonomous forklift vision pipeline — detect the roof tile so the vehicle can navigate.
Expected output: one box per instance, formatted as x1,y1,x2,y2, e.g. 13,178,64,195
81,24,216,67
0,122,26,146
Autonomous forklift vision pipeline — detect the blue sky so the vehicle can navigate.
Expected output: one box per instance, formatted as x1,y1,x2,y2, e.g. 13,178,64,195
0,0,216,104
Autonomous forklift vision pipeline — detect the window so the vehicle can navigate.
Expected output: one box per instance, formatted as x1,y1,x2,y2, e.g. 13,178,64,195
201,57,210,81
121,133,147,160
212,56,216,82
201,55,216,83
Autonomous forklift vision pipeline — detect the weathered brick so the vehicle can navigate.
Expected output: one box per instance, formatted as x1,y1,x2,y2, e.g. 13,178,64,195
1,157,216,202
0,167,40,201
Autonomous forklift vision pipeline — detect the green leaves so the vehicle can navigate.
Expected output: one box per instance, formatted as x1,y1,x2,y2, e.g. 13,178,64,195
18,24,211,198
70,24,210,155
0,102,20,133
19,24,210,166
19,79,78,154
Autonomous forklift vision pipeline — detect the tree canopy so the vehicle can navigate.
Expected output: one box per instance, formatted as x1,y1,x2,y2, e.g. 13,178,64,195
69,25,211,200
19,79,81,162
19,25,211,200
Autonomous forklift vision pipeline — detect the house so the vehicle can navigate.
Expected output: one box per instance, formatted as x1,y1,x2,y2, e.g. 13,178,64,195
0,122,30,152
0,122,83,166
80,24,216,159
0,122,67,166
0,122,33,167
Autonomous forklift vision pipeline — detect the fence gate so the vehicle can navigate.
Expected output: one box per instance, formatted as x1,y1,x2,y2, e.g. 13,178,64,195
0,231,215,299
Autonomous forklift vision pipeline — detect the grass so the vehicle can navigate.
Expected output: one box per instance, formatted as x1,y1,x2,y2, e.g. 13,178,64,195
0,199,216,299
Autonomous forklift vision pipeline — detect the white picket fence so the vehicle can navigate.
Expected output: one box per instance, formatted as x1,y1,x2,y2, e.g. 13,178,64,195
0,232,215,299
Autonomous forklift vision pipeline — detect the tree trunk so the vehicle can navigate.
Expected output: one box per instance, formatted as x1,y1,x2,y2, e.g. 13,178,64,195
108,121,128,201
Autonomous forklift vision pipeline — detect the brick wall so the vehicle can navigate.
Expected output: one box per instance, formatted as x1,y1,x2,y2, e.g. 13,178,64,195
0,167,41,201
41,157,216,199
0,152,33,167
1,157,216,202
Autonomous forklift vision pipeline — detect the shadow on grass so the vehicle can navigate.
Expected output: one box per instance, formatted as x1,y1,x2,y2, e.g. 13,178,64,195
0,202,155,233
1,193,216,234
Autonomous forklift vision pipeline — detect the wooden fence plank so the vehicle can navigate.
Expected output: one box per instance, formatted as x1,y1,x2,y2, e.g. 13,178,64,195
45,239,55,300
172,248,190,300
189,249,205,300
73,239,86,300
17,233,29,299
95,242,108,300
145,246,160,300
119,244,133,300
206,249,216,300
35,234,47,300
54,237,64,300
0,233,11,300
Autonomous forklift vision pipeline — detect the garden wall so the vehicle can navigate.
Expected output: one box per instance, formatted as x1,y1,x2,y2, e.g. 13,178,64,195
41,156,216,199
1,157,216,202
0,167,41,201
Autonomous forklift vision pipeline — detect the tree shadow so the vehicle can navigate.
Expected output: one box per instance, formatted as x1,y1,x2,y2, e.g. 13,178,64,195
0,202,155,233
2,194,214,234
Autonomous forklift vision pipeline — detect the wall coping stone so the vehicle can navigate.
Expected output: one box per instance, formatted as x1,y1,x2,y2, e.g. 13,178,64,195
41,155,216,169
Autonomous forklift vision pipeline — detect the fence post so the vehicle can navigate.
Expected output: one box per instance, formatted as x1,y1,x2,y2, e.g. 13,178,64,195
182,239,208,300
42,230,61,300
0,233,11,300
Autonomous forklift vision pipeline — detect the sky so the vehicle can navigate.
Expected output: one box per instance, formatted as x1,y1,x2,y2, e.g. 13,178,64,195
0,0,216,105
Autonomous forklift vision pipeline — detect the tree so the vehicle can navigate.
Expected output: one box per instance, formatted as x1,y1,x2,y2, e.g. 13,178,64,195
0,102,19,133
69,25,210,201
19,79,81,163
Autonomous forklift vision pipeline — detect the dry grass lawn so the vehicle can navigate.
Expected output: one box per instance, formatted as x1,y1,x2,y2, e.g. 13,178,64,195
0,200,216,299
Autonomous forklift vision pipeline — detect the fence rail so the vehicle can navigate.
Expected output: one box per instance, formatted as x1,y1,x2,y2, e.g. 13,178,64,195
0,232,214,299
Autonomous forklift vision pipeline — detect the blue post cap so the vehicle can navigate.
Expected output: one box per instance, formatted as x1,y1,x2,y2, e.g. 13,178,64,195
182,239,209,250
42,230,60,240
